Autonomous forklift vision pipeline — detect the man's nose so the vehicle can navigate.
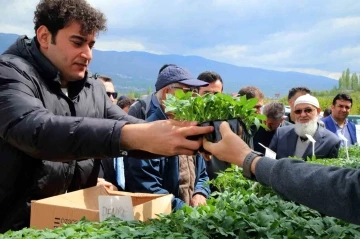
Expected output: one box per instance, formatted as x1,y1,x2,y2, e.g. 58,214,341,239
80,46,92,61
300,110,308,116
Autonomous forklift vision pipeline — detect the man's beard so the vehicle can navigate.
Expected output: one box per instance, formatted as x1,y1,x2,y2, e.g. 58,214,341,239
294,119,318,137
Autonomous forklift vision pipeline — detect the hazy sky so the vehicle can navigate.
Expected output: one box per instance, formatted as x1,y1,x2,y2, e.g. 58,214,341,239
1,0,360,79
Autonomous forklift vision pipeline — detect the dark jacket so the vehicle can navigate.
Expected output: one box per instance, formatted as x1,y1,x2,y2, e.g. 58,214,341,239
124,108,211,210
256,157,360,224
322,116,357,145
128,93,159,120
99,158,123,190
206,156,230,181
0,36,143,232
253,121,292,154
269,124,341,160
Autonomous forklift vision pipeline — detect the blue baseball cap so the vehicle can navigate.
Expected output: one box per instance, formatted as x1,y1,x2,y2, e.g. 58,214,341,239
118,95,128,101
155,65,209,91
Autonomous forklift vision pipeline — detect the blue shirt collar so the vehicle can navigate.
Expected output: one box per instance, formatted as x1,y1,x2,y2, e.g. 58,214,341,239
330,115,347,128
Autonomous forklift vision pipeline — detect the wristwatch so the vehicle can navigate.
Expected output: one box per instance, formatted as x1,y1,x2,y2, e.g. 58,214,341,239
242,151,263,180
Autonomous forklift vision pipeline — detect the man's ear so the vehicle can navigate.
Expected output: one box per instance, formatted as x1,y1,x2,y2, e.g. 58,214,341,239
317,108,321,115
161,88,169,101
36,25,51,50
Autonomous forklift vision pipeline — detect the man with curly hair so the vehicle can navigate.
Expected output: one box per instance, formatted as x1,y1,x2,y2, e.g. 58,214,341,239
0,0,212,232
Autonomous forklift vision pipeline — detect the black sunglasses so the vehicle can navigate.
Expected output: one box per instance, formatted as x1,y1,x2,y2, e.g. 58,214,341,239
294,108,315,115
169,86,199,93
106,92,118,99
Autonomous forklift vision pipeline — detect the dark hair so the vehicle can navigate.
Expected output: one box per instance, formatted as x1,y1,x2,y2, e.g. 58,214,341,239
323,108,332,117
263,102,285,120
238,86,264,100
197,71,223,91
34,0,107,43
98,75,112,83
287,87,311,100
117,98,132,109
158,64,177,74
332,93,353,106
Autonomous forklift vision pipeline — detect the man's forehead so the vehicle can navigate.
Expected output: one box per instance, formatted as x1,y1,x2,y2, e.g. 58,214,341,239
336,99,351,105
63,22,96,40
295,103,314,109
103,81,115,88
266,118,282,122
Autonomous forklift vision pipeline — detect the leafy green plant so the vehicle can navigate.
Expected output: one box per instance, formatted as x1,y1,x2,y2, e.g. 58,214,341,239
3,152,360,238
163,91,266,131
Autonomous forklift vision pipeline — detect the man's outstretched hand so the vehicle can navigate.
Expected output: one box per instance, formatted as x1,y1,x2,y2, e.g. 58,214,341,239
121,120,214,156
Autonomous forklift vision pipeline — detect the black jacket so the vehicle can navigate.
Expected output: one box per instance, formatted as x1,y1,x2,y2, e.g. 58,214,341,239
0,36,143,232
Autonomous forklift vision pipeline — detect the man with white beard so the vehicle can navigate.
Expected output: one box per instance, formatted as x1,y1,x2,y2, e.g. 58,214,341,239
269,94,340,160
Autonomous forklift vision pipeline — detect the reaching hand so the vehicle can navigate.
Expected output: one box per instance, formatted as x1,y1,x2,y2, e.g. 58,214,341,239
203,121,251,166
121,120,213,156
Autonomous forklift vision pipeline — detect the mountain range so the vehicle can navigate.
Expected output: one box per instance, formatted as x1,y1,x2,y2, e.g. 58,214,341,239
0,33,338,97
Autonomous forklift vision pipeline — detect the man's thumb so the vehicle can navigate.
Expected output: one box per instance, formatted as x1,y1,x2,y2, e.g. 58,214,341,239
219,121,232,137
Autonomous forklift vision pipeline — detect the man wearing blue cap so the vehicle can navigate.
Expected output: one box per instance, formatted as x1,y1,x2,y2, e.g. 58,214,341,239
124,65,211,210
129,64,209,120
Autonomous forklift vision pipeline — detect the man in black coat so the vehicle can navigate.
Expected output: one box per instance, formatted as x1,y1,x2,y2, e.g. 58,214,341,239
0,0,212,232
253,102,291,154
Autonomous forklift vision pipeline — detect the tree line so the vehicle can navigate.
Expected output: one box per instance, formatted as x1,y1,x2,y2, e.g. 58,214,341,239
338,68,360,91
307,68,360,114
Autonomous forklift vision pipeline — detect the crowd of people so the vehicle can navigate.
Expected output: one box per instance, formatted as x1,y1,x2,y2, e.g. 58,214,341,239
0,0,360,233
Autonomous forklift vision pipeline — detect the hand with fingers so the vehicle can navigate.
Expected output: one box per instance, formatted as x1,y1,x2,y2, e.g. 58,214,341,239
203,121,252,166
97,178,118,191
190,193,207,207
121,120,213,156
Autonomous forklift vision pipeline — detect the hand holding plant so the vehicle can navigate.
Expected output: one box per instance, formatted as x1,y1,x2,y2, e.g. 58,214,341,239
164,90,266,145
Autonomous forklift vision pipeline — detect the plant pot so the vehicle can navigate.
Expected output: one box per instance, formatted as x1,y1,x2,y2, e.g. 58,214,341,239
200,118,251,144
187,118,252,154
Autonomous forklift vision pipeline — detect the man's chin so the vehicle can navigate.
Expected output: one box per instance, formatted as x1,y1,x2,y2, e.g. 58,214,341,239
68,72,86,81
295,120,318,137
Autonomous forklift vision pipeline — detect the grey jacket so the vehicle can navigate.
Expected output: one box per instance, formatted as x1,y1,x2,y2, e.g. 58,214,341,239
269,124,341,160
256,157,360,224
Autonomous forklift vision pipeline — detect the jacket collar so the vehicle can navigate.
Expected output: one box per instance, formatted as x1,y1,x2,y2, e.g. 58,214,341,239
6,36,92,88
29,37,61,84
146,106,168,122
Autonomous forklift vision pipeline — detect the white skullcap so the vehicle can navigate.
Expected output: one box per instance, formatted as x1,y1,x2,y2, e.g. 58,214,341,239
294,94,320,108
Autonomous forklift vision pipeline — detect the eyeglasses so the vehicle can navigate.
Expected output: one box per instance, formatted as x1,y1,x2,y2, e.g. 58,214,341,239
106,92,118,99
168,86,199,94
294,108,315,115
202,91,220,95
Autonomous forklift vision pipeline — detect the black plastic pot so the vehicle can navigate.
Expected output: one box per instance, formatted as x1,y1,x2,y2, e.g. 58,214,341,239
200,118,251,144
188,118,252,154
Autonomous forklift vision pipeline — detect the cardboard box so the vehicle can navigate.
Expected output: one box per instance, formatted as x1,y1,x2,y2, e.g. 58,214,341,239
30,186,173,229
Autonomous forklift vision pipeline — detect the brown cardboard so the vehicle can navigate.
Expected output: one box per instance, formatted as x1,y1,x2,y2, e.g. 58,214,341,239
30,186,173,230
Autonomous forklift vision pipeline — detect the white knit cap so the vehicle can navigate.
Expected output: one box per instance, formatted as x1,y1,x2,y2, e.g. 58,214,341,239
294,94,320,108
